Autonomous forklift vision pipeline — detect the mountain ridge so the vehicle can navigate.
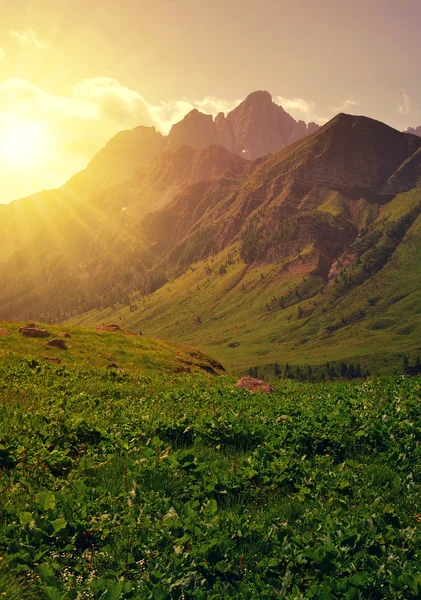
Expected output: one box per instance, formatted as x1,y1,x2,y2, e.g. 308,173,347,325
1,107,421,374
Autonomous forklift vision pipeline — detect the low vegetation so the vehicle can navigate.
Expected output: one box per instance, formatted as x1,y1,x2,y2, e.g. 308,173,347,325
1,336,421,598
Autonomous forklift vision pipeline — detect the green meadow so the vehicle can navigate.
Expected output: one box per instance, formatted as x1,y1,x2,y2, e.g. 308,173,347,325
1,330,421,598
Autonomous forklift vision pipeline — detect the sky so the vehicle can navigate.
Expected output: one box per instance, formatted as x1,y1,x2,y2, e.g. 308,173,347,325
1,0,421,202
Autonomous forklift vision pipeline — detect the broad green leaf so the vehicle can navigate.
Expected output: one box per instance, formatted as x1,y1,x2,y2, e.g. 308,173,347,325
45,588,62,600
52,517,67,533
19,511,33,526
101,582,122,600
36,490,56,511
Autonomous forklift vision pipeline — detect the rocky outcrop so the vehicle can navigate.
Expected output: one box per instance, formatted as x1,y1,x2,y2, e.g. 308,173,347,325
45,339,67,349
96,324,122,332
20,325,51,338
167,91,319,160
234,376,273,393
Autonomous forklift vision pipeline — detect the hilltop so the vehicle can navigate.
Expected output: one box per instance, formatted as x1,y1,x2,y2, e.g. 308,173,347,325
0,321,224,375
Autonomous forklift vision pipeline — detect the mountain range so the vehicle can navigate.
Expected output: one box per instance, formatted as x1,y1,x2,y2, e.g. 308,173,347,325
1,91,421,374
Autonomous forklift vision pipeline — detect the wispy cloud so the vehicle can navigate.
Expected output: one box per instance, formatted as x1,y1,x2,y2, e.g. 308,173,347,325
275,95,327,125
149,95,241,133
397,90,413,115
9,28,49,50
73,77,153,126
331,97,360,113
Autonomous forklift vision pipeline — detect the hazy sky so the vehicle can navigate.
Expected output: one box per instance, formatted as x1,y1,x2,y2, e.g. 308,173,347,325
1,0,421,202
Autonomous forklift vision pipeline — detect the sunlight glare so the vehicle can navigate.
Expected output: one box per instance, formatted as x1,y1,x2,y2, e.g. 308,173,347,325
0,120,49,167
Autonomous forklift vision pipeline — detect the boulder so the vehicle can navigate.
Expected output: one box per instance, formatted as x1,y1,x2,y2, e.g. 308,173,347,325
107,362,118,369
96,324,122,333
234,376,273,394
19,323,36,332
21,325,51,338
45,339,67,350
58,332,71,338
0,328,10,336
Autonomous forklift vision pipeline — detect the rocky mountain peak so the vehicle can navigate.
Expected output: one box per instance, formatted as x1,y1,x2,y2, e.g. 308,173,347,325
242,89,274,106
167,90,320,160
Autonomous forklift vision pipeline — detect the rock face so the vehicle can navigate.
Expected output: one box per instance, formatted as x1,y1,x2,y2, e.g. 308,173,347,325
69,126,166,193
96,324,122,333
234,377,273,393
167,110,217,149
146,144,248,191
167,91,319,160
288,114,421,195
20,325,51,338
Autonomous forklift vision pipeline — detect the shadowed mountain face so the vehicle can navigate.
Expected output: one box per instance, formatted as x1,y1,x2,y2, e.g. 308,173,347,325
141,113,421,270
168,91,319,159
1,110,421,374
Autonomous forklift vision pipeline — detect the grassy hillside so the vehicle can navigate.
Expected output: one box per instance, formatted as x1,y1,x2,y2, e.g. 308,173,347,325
2,352,421,598
71,195,421,375
0,321,224,375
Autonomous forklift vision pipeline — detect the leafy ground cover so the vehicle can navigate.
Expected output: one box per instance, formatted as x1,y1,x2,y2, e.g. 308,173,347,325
2,351,421,598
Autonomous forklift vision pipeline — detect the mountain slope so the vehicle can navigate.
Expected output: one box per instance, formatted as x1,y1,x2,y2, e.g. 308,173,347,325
0,144,251,320
0,126,165,262
2,110,421,375
72,188,421,374
69,115,421,373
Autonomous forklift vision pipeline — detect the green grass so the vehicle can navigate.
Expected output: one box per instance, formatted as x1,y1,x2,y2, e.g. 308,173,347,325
0,321,224,375
70,204,421,375
2,351,421,598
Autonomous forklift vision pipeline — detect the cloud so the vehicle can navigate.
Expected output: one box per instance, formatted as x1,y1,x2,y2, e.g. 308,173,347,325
397,90,414,115
9,28,49,50
331,97,360,113
73,77,153,126
148,95,241,134
0,47,8,64
276,95,327,125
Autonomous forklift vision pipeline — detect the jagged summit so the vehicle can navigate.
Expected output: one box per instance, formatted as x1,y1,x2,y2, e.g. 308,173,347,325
241,89,274,104
167,90,320,159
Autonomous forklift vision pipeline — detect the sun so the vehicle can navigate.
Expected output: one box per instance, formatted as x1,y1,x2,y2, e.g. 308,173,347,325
0,120,48,167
